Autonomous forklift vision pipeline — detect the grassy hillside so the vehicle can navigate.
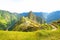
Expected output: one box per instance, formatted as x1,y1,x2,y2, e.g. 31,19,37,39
0,10,20,30
0,30,60,40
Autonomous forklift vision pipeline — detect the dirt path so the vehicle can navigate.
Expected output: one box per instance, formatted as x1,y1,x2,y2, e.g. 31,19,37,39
50,24,57,31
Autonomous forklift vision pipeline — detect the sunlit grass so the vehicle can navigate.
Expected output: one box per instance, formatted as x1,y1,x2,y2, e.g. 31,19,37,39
0,30,60,40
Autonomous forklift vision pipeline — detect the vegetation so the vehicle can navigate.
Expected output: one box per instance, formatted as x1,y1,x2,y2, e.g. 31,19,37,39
0,10,20,30
0,10,60,40
0,29,60,40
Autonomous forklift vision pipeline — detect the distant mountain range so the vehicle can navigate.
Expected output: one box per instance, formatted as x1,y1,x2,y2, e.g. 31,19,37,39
46,11,60,23
0,10,60,23
20,11,60,23
20,12,48,19
19,11,44,24
19,12,49,22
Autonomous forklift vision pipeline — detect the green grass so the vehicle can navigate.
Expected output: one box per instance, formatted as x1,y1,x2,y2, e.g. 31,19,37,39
0,30,60,40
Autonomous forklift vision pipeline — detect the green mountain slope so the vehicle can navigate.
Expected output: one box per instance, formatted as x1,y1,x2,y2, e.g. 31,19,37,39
0,10,20,30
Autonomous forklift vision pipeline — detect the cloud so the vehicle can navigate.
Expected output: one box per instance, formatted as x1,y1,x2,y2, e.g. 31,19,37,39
0,0,60,13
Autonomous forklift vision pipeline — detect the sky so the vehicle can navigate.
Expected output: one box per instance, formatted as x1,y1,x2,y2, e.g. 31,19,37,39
0,0,60,13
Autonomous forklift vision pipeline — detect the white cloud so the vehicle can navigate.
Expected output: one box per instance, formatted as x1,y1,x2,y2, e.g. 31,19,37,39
0,0,60,13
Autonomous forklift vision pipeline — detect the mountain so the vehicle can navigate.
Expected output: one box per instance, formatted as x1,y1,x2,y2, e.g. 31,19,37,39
0,10,20,30
10,11,53,32
19,11,47,24
12,16,41,31
19,12,47,19
46,11,60,23
28,11,43,24
0,10,46,30
9,11,43,31
11,16,53,32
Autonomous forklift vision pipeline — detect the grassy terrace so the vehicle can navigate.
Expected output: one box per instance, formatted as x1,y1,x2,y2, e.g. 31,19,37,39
0,30,60,40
